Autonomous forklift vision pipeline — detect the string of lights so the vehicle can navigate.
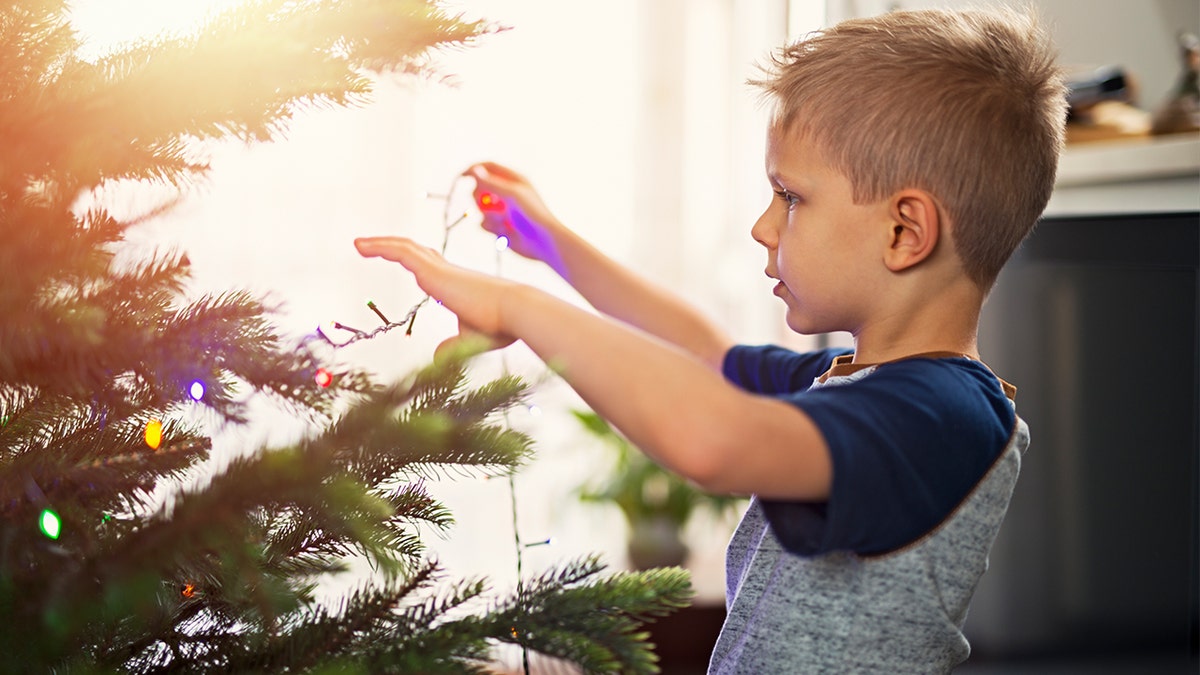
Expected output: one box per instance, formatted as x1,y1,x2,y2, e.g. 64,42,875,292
311,206,470,351
256,174,544,670
494,242,532,675
314,177,512,352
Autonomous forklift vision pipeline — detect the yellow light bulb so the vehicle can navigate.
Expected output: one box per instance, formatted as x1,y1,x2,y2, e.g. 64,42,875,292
145,419,163,450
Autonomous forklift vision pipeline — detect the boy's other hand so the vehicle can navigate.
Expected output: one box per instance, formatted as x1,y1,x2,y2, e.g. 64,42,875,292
354,236,517,359
464,162,566,275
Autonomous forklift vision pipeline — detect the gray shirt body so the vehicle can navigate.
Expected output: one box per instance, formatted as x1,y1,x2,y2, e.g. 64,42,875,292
709,371,1028,674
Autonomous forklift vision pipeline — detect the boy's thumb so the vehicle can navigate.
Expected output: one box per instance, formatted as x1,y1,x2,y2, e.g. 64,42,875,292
434,327,514,364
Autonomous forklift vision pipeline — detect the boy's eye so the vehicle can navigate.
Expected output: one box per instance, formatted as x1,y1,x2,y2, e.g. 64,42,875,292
774,189,800,208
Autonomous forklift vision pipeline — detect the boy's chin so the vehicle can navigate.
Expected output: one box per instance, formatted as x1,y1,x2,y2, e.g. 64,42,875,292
784,314,822,336
784,311,843,338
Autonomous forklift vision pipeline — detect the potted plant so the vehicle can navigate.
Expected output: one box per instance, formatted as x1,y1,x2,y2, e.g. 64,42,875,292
572,410,745,570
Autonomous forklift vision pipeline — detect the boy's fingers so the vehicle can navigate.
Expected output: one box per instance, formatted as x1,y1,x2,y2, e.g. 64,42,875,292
464,161,522,184
434,325,515,363
354,237,437,267
463,164,499,192
353,236,408,259
434,334,472,364
479,212,512,236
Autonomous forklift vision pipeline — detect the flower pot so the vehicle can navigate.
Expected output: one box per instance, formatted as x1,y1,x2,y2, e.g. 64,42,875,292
627,515,689,570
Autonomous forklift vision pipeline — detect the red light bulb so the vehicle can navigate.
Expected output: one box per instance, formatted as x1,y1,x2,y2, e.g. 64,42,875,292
315,368,333,388
478,192,505,212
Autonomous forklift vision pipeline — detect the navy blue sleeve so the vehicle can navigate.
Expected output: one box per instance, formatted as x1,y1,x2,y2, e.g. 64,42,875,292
755,358,1017,557
722,344,852,395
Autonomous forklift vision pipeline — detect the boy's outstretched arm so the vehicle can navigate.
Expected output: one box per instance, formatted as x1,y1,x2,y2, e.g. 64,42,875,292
466,162,733,371
354,236,832,501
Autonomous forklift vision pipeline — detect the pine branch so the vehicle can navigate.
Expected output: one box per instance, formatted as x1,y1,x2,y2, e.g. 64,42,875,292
324,363,534,488
484,557,695,675
1,279,369,425
212,561,448,673
0,2,76,105
0,397,209,526
440,373,529,423
376,480,453,531
343,558,695,675
1,0,497,196
0,386,66,456
0,203,125,313
0,354,530,668
262,509,358,574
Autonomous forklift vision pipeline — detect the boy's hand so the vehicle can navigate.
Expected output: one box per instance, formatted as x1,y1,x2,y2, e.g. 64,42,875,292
465,162,566,274
354,236,517,358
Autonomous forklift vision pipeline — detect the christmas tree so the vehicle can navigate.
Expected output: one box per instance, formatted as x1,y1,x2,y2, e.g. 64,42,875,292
0,1,691,672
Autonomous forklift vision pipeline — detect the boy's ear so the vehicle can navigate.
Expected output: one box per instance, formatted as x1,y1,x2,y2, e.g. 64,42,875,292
884,190,941,273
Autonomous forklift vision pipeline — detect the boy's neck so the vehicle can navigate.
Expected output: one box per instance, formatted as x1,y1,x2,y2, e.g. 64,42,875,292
850,336,980,365
848,279,983,365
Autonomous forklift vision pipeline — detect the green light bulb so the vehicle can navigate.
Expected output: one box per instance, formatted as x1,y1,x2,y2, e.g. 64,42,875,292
39,509,61,540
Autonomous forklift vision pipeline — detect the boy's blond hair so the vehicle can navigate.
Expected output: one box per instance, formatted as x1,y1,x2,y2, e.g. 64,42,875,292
753,8,1067,288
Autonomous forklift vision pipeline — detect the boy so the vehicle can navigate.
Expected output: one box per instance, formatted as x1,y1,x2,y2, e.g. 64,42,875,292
355,7,1066,672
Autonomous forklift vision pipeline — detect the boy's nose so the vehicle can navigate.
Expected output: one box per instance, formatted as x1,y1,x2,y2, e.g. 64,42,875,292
751,210,776,249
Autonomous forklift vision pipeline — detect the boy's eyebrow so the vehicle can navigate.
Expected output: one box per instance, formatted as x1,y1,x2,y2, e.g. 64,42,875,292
768,169,804,191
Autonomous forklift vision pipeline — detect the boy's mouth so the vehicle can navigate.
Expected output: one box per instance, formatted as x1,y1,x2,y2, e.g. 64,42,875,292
764,269,786,297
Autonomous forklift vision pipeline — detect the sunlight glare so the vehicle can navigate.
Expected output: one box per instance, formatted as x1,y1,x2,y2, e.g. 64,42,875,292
70,0,249,60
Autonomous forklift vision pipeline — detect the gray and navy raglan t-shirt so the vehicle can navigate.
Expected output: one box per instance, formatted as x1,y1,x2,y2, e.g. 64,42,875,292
709,345,1028,674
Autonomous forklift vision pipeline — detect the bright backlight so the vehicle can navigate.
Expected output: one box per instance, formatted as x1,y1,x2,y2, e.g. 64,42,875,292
70,0,248,59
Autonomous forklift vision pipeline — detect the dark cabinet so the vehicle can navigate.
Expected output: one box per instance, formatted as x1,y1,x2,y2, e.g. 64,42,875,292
969,211,1199,667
